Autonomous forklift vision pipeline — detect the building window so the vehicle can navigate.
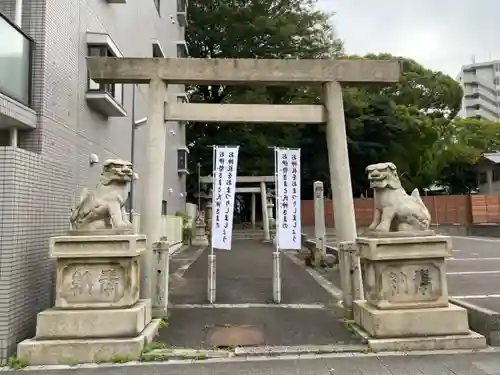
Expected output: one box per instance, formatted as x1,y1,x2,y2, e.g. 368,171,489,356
152,41,165,58
496,64,500,72
177,148,188,172
161,200,167,215
479,172,487,184
176,42,188,58
493,170,500,182
154,0,160,15
494,77,500,86
87,46,124,106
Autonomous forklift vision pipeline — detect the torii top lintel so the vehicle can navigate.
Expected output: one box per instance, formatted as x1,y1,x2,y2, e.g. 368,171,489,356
86,57,400,86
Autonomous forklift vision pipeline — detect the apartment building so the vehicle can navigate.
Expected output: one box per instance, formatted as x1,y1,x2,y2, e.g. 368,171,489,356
0,0,188,359
457,60,500,122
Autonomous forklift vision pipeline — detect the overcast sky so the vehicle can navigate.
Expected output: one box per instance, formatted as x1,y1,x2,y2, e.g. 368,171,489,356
318,0,500,77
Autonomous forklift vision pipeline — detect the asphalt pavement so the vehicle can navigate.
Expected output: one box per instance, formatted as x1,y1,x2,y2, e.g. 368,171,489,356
163,240,361,349
448,236,500,312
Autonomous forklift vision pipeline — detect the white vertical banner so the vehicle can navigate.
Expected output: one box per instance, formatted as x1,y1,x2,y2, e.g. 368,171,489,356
276,148,301,250
211,146,239,250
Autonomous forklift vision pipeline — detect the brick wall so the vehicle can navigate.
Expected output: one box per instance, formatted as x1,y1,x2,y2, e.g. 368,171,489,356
301,195,475,227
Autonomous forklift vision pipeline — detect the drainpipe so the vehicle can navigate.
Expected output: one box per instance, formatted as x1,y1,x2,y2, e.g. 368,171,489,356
9,129,18,148
15,0,23,25
129,84,136,223
10,0,23,148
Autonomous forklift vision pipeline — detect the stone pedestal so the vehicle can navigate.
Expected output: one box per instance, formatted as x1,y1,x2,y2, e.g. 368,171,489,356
313,181,326,254
192,214,209,246
152,240,170,318
353,233,486,352
17,234,161,365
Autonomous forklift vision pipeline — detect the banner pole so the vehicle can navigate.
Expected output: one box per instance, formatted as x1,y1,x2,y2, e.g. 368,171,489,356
208,145,216,303
272,146,281,303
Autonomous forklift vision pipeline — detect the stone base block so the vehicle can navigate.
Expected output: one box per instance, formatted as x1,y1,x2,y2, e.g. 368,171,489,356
17,319,161,366
36,300,151,339
50,234,147,258
192,236,209,246
55,256,141,309
357,235,452,310
50,234,146,310
357,234,451,261
358,328,486,352
354,301,470,338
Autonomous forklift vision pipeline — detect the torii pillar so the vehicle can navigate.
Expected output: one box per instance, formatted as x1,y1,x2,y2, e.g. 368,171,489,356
140,78,168,299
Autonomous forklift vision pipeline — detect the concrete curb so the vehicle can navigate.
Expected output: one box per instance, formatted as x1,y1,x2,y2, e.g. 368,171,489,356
141,348,231,361
9,347,500,372
233,344,367,356
451,297,500,346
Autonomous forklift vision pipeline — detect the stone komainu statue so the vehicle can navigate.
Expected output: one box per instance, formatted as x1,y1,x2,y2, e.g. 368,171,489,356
70,159,138,231
366,162,431,232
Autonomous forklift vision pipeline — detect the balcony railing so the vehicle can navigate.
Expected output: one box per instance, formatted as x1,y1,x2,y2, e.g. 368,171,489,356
0,13,32,106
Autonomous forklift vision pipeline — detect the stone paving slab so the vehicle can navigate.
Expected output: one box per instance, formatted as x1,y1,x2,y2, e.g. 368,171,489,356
15,351,500,374
157,307,362,349
169,241,336,305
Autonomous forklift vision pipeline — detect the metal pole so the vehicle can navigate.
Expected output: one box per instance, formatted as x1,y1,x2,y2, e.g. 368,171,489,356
272,146,281,303
208,146,217,303
129,84,136,223
197,162,201,214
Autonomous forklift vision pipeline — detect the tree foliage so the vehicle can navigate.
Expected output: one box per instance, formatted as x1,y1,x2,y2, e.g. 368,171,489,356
185,0,342,198
435,118,500,193
184,0,500,201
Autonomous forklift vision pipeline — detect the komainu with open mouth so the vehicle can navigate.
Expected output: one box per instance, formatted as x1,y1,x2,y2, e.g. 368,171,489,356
70,159,138,231
366,162,431,232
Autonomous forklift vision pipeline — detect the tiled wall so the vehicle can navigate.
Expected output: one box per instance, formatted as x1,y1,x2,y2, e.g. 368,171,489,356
0,0,186,359
0,147,69,359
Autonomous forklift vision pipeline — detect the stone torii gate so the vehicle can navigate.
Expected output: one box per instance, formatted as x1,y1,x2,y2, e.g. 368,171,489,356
200,175,275,240
87,57,400,311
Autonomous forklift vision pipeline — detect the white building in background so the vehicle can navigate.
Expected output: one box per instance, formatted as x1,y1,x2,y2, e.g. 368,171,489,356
457,60,500,122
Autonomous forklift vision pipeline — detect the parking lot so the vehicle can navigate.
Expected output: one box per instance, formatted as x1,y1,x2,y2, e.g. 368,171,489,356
303,228,500,313
447,236,500,312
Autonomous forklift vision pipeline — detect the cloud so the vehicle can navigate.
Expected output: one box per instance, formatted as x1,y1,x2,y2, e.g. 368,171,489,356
319,0,500,76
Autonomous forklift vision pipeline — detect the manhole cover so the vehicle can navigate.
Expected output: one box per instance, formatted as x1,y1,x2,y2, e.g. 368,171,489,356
205,325,265,347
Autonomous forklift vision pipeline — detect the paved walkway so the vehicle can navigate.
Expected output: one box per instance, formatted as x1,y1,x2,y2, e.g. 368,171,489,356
170,240,334,305
16,351,500,374
161,240,360,349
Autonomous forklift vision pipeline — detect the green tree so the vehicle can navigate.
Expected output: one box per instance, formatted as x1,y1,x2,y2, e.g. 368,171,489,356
185,0,343,198
436,118,500,193
340,54,464,195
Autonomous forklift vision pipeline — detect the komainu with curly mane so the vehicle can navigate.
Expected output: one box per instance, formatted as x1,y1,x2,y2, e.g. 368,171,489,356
366,162,431,232
70,159,138,231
